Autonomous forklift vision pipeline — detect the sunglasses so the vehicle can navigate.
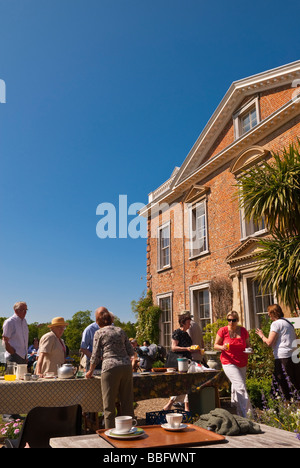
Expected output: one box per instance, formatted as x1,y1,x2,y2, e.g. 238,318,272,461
227,318,237,323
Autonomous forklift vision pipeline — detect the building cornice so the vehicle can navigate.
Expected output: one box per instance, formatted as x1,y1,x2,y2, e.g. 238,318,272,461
139,95,300,217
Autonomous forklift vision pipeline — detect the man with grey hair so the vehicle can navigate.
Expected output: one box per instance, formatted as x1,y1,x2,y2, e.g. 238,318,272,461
2,302,29,365
2,301,29,422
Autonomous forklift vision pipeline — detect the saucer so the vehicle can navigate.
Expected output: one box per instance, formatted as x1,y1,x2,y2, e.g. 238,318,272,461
105,427,145,439
161,423,188,431
110,427,137,436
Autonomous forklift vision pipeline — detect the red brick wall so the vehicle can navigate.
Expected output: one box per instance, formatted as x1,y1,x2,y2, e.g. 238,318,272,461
146,84,300,325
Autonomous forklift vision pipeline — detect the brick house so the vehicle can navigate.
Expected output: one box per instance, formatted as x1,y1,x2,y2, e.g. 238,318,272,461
139,61,300,348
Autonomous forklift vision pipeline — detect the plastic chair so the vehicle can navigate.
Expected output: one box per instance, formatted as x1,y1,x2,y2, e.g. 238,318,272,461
4,405,82,448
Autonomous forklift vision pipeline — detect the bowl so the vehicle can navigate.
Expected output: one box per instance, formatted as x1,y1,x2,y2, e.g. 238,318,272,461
151,368,167,373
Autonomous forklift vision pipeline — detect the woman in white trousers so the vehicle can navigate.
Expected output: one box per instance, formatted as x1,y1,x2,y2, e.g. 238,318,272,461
214,311,253,418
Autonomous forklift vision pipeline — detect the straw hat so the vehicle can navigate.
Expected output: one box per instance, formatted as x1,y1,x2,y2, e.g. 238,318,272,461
48,317,68,328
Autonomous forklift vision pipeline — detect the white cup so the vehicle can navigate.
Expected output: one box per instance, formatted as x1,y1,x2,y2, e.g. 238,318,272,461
115,416,137,433
166,413,183,429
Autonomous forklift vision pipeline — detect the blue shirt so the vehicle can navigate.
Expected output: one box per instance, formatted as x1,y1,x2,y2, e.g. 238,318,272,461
80,322,100,353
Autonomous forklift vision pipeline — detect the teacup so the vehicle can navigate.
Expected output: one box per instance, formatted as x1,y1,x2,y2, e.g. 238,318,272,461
115,416,137,434
166,413,183,429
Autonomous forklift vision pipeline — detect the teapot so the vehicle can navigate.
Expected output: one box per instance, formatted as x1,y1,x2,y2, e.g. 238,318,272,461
57,363,76,379
15,364,28,380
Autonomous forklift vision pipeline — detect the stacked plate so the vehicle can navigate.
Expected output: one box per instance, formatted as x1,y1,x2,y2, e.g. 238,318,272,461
105,427,145,439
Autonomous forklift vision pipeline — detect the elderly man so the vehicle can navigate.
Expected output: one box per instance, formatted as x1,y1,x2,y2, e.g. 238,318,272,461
2,301,29,422
2,301,29,365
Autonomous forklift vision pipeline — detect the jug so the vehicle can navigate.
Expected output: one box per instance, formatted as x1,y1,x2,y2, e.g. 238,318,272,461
6,362,16,375
15,364,28,380
4,362,16,381
177,357,190,372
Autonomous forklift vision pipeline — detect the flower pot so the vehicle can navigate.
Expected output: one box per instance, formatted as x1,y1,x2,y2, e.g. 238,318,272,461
205,350,222,370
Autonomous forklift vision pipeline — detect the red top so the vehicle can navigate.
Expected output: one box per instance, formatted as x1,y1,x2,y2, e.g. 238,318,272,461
217,326,249,368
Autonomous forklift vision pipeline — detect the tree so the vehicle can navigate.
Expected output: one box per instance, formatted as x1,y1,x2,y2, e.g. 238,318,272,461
132,290,162,344
237,140,300,313
63,310,93,351
113,316,137,339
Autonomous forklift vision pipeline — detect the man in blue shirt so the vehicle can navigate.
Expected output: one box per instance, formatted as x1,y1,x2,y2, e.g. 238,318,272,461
80,321,100,371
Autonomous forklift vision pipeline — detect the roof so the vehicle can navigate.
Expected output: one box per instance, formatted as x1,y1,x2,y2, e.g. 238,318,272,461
140,60,300,217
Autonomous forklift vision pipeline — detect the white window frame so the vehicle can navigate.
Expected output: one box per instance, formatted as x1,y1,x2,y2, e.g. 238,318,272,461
188,198,209,260
190,282,212,331
157,292,173,351
233,96,260,140
239,204,267,241
242,271,276,329
157,221,171,271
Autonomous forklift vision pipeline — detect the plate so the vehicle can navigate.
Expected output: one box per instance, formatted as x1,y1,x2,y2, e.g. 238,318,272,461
161,423,188,431
105,427,145,439
110,427,137,436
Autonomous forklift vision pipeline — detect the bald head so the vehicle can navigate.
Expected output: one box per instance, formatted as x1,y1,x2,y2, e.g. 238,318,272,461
95,307,114,327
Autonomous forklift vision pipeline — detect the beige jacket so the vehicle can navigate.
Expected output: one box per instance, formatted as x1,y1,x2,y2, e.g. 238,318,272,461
37,330,66,375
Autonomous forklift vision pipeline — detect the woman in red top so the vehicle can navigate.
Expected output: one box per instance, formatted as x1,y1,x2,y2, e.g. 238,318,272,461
214,311,253,417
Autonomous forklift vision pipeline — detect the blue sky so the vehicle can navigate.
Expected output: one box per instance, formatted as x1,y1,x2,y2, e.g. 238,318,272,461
0,0,299,324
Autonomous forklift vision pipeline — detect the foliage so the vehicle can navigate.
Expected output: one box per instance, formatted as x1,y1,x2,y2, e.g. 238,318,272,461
209,276,233,320
114,316,137,339
237,139,300,312
252,374,300,435
246,377,272,409
152,360,165,368
132,290,162,344
0,419,23,439
64,310,93,351
255,232,300,314
247,317,274,380
0,317,7,337
237,139,300,235
202,318,227,350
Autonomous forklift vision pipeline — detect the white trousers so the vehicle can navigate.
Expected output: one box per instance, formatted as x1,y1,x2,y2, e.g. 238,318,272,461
222,364,252,418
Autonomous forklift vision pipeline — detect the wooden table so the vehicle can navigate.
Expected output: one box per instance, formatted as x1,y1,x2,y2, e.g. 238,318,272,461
50,424,300,449
0,370,221,415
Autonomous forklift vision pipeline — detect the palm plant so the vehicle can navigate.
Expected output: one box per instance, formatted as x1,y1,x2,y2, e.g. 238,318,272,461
237,139,300,313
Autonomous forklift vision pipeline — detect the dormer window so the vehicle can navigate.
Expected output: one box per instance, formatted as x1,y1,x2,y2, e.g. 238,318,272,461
241,107,257,134
233,96,260,139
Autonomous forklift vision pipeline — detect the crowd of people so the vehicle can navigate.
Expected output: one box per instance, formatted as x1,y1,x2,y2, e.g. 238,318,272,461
1,300,300,428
